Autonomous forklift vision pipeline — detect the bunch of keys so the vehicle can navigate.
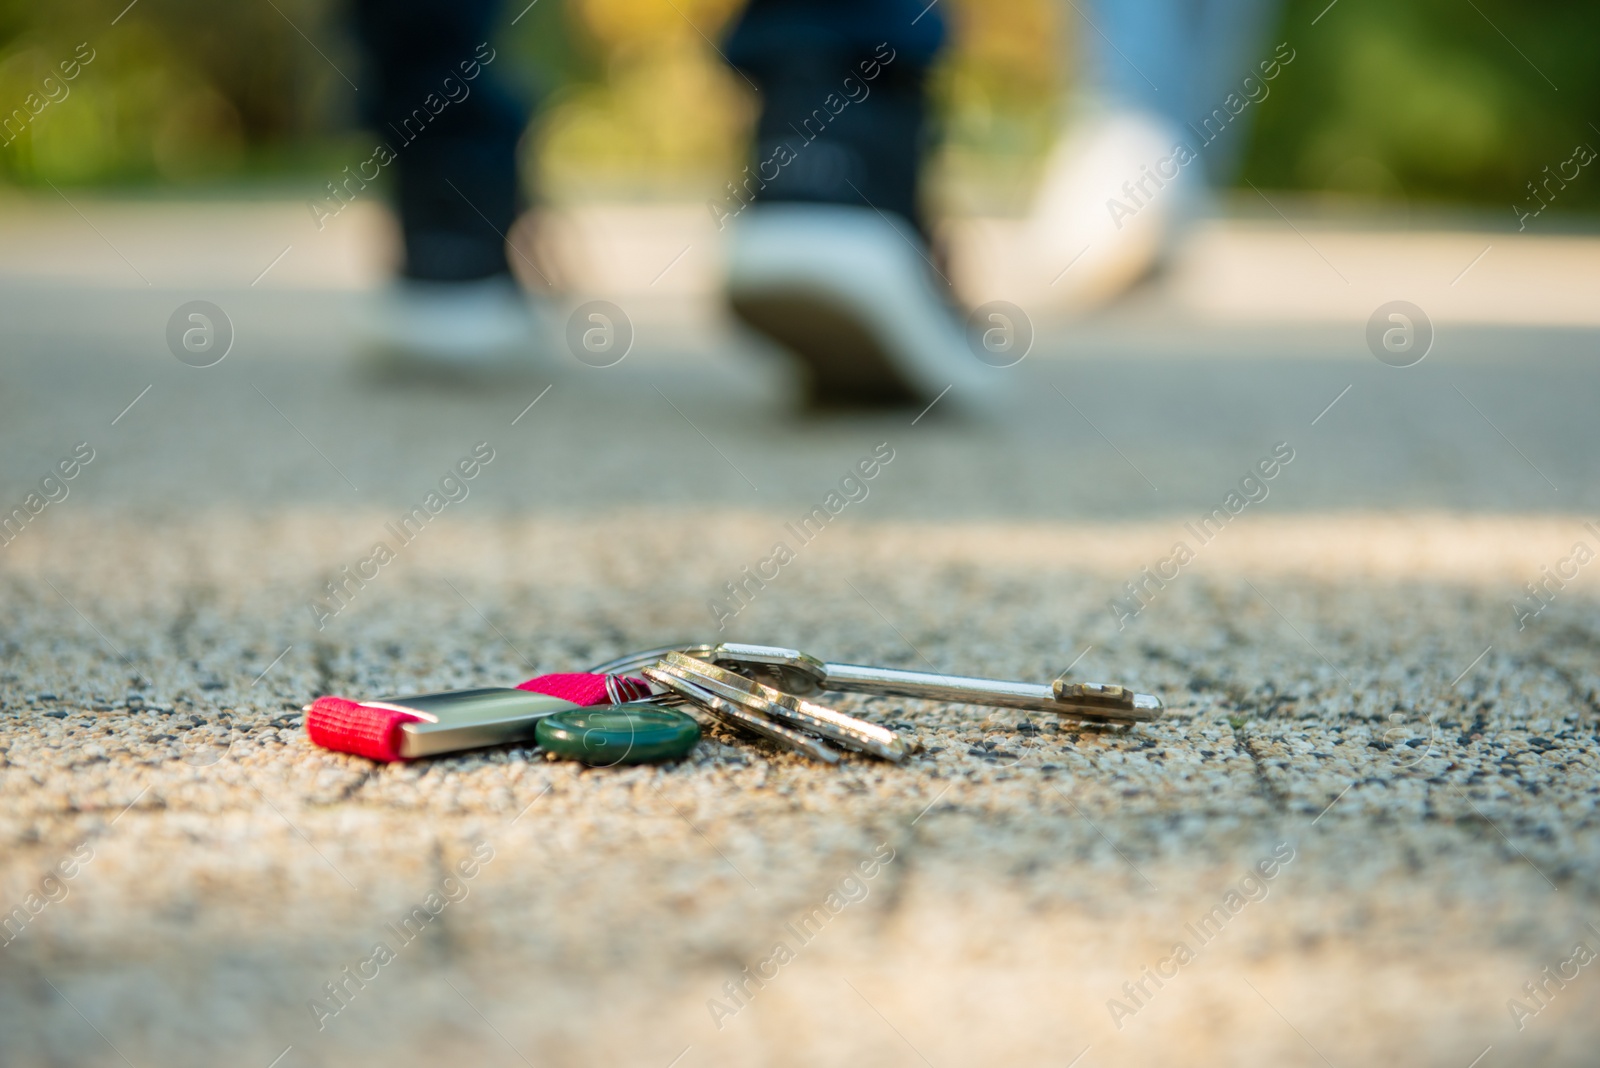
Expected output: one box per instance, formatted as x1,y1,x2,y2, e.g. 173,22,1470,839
602,643,1161,764
303,642,1160,765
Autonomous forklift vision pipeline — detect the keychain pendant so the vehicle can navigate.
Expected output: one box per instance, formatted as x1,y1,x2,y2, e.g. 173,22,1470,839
306,688,580,761
304,672,654,762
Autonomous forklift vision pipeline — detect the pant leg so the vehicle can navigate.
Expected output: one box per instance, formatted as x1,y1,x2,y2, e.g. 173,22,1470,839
723,0,948,231
1081,0,1181,121
351,0,527,281
1180,0,1277,182
1081,0,1277,183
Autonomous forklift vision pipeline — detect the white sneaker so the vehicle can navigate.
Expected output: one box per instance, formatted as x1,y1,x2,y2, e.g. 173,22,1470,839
359,275,541,371
726,204,1007,411
1029,107,1204,310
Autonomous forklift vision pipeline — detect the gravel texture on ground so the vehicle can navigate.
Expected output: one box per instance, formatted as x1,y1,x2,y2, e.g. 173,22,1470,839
3,274,1600,1066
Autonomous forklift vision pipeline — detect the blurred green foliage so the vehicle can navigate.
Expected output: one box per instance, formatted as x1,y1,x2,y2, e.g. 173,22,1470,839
1245,0,1600,214
0,0,1595,216
0,0,349,183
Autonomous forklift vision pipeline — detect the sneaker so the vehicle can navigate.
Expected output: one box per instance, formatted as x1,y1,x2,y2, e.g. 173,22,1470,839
1028,107,1205,309
359,274,541,373
726,203,1002,411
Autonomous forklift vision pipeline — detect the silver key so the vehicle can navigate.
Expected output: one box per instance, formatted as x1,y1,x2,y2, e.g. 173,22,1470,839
705,642,1161,724
651,652,914,762
642,667,841,764
588,643,1160,724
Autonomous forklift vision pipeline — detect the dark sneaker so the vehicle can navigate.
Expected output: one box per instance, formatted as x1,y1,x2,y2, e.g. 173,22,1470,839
726,204,1003,411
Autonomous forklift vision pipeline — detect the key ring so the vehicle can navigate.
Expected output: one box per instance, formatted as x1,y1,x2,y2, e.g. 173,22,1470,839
587,642,714,676
302,640,1161,764
599,641,1163,724
647,652,913,762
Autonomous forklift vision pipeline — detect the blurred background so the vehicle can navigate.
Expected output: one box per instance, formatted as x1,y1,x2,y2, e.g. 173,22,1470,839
6,3,1600,1066
2,0,1596,217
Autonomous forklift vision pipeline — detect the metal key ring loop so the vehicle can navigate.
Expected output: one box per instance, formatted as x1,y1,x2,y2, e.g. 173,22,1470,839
588,643,715,677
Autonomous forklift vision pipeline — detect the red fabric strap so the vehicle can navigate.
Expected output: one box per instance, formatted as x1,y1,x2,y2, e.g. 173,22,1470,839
306,673,653,761
516,673,651,706
305,696,422,762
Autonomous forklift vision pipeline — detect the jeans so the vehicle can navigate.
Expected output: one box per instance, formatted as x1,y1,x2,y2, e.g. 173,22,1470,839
351,0,527,281
1087,0,1278,182
350,0,1275,280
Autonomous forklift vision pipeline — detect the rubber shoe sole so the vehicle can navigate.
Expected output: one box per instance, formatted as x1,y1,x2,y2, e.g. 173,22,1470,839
726,204,1002,412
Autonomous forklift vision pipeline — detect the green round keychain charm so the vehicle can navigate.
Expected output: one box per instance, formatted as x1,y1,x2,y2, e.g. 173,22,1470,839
536,704,700,765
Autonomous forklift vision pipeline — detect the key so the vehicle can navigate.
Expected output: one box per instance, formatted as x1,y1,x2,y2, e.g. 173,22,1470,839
586,643,1159,723
642,667,841,764
703,642,1161,724
651,653,914,762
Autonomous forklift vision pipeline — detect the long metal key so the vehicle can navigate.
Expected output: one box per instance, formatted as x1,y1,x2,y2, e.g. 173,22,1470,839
587,643,1160,724
703,643,1161,724
650,652,914,762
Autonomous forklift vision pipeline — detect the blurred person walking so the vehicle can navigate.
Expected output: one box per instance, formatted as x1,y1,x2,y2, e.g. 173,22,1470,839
352,0,534,368
352,0,1278,406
